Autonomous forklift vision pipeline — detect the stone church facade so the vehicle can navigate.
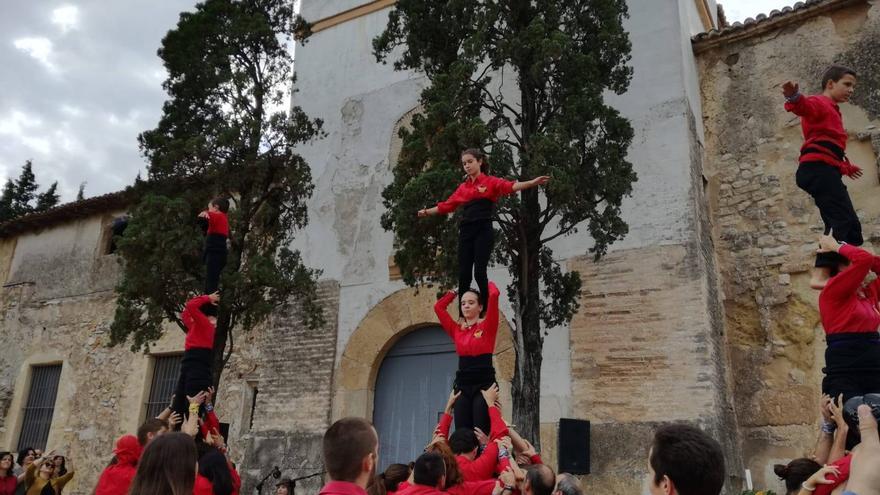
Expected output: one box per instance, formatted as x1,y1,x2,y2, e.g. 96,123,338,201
0,1,876,494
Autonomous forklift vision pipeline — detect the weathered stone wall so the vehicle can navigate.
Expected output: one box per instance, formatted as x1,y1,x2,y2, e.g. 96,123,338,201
0,212,341,495
695,1,880,491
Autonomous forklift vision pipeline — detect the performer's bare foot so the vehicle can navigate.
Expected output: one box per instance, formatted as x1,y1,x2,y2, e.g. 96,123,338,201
810,267,831,290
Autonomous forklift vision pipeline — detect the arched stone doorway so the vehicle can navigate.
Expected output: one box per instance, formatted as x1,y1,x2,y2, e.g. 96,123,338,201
331,287,515,430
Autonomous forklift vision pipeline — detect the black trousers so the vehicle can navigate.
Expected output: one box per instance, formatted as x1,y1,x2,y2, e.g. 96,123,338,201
795,162,863,268
822,333,880,448
171,348,214,425
203,242,227,317
458,220,493,312
453,355,496,434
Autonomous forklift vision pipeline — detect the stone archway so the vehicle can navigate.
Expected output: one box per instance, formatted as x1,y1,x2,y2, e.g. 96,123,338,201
331,286,515,421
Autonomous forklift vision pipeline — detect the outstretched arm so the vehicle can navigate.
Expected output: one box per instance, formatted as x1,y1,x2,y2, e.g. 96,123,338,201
483,282,500,343
511,176,549,193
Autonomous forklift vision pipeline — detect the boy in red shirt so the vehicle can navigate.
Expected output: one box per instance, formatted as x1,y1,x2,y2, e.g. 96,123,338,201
198,197,230,316
783,65,863,289
170,292,220,423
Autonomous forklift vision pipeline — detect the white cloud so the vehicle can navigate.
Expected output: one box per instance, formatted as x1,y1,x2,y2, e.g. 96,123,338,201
0,110,42,136
51,5,80,33
13,37,58,72
722,1,794,23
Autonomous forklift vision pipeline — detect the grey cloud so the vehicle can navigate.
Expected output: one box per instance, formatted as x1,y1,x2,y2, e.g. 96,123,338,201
0,0,199,200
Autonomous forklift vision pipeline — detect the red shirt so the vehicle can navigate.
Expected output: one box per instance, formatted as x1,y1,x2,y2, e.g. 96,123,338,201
436,174,516,215
396,483,446,495
784,94,860,176
205,211,230,237
319,481,368,495
435,282,500,357
94,435,142,495
814,454,851,495
819,244,880,334
0,475,16,495
448,480,497,495
182,295,216,350
193,474,214,495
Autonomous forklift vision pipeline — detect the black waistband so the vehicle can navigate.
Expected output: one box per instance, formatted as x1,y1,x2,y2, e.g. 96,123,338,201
460,199,495,224
826,332,880,344
802,141,845,160
459,354,493,370
205,234,227,250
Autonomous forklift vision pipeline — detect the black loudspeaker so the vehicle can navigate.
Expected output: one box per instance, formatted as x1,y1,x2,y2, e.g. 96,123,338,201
557,418,590,475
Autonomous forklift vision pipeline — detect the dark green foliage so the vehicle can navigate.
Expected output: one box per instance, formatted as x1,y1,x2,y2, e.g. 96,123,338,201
374,0,635,442
0,161,61,222
110,0,324,389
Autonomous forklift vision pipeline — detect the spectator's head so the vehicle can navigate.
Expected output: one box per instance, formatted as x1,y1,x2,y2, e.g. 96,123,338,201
323,417,379,488
210,197,230,213
425,440,463,488
0,452,13,474
554,473,583,495
774,458,821,495
524,464,556,495
448,429,479,458
821,65,857,103
37,458,55,480
381,463,412,492
198,449,235,495
52,455,67,476
367,473,386,495
461,148,489,174
413,452,446,489
113,435,144,467
17,447,35,467
129,432,198,495
843,394,880,439
137,418,169,446
648,424,725,495
275,480,293,495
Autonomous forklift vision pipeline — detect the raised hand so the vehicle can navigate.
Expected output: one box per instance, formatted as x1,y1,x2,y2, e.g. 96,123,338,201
817,231,840,253
481,383,500,407
820,394,833,423
445,390,461,414
208,292,220,305
782,81,799,98
187,391,208,405
802,464,841,492
168,411,183,428
474,427,489,446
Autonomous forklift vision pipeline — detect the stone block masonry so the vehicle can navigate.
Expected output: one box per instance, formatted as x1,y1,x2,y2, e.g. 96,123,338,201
695,1,880,490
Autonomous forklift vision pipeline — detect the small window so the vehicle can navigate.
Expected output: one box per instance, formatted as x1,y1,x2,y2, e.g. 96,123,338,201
18,365,62,450
144,354,183,420
103,215,129,255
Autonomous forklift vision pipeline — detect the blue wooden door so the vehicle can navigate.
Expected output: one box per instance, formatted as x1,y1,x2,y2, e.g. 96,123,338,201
373,326,457,470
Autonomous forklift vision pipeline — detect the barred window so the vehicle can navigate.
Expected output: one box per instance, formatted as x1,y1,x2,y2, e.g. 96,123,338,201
18,365,62,450
143,354,183,420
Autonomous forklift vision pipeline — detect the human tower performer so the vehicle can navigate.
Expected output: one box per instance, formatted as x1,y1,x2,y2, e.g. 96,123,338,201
785,66,880,428
783,65,863,290
419,148,549,433
169,197,230,432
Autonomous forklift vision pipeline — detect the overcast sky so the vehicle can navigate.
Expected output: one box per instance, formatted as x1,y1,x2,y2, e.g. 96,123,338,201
0,1,793,202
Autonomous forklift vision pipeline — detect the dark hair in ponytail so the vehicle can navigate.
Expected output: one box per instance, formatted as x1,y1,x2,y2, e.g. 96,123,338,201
461,148,488,173
774,458,821,495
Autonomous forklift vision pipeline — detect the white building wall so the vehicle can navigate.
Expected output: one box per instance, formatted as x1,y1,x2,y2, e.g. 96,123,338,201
293,0,710,423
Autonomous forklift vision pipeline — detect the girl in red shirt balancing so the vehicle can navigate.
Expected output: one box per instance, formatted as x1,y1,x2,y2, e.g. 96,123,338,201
435,280,502,434
170,292,220,426
783,65,863,290
418,149,548,312
816,232,880,404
